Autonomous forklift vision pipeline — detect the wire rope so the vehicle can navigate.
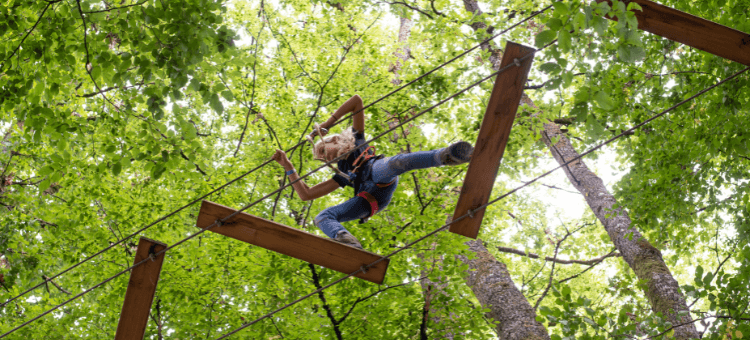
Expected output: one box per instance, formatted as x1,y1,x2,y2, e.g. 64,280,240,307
0,4,554,308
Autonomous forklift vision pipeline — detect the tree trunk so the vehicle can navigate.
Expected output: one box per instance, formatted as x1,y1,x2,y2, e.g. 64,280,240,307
462,0,502,69
458,2,549,338
390,17,413,85
419,250,455,340
540,122,699,339
458,240,550,340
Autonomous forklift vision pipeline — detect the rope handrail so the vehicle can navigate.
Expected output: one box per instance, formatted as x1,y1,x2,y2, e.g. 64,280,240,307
0,4,554,308
0,48,538,338
212,64,750,339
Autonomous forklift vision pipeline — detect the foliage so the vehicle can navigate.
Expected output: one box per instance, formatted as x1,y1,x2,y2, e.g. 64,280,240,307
0,0,748,338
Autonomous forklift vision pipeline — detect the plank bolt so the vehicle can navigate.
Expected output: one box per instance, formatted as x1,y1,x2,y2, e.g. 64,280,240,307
214,219,223,227
149,253,156,262
468,209,475,218
360,265,368,274
513,58,521,67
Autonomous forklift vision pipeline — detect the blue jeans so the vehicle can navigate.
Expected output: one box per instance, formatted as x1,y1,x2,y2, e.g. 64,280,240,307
314,149,444,239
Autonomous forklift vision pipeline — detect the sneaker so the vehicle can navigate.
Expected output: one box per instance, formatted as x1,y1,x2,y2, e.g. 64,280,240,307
439,141,474,166
334,231,363,249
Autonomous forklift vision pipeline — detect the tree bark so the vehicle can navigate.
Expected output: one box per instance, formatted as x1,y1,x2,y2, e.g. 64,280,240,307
540,122,699,339
390,17,412,85
462,0,502,69
458,3,549,338
419,250,455,340
458,240,550,340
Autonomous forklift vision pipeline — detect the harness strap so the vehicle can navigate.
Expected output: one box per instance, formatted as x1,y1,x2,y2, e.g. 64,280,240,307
376,179,396,188
351,146,376,173
357,191,379,218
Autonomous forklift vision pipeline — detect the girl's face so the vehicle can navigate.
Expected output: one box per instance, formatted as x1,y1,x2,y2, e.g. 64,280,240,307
324,136,341,162
316,135,342,162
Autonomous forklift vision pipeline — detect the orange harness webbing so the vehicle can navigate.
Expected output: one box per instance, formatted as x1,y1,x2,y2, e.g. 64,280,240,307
351,146,376,173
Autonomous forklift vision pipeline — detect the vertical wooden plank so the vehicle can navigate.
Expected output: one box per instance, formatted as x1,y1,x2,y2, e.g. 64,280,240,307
598,0,750,65
115,237,167,340
450,42,535,239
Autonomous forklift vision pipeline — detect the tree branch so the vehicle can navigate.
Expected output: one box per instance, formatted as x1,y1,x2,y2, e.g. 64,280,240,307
497,246,621,265
308,264,343,340
82,0,149,14
76,0,120,110
0,1,62,72
41,275,70,294
380,1,434,19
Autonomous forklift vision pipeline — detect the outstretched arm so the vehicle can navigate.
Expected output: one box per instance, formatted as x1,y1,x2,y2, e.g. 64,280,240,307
272,150,339,201
321,95,365,133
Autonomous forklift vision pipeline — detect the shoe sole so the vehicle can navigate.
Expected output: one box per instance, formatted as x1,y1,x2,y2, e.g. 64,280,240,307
449,141,473,163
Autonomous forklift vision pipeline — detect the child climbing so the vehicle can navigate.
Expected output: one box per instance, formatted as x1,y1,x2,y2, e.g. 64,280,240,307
272,95,473,249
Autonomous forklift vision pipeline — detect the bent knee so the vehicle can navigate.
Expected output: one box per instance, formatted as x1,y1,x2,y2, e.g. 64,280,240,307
388,157,408,171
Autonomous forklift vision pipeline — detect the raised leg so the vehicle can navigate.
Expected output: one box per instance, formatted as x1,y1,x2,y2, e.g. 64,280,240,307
371,142,473,184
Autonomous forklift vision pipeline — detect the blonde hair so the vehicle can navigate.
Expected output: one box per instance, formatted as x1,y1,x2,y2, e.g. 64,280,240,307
312,128,357,161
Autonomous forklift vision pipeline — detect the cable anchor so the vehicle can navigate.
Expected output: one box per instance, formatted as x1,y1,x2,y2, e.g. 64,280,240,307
513,58,521,67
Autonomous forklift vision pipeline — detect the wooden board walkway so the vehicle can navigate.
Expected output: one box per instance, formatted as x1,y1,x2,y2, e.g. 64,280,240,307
599,0,750,65
115,237,167,340
450,42,536,239
196,201,390,284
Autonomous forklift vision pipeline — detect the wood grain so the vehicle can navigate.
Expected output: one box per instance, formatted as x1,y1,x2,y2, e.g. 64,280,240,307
115,237,167,340
450,42,536,239
196,200,390,284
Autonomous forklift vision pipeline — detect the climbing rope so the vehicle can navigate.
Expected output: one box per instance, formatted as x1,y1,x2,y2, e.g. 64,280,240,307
0,4,554,309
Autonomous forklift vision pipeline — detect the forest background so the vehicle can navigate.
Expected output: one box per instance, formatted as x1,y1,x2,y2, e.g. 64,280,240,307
0,0,749,338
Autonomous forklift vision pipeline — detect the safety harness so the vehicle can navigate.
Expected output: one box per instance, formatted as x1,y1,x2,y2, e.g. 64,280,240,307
307,124,396,220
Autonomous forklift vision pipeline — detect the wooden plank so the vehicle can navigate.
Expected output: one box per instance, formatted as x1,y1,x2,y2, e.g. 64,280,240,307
115,237,167,340
598,0,750,65
196,201,390,284
450,42,535,239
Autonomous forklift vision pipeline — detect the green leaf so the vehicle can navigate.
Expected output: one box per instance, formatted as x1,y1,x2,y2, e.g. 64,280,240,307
547,18,563,31
593,91,615,111
210,93,224,114
535,30,557,48
221,90,235,101
618,45,646,63
574,12,587,31
540,62,561,74
112,161,122,176
558,30,572,52
592,16,608,36
39,179,51,192
552,2,569,16
627,2,643,11
703,272,714,286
